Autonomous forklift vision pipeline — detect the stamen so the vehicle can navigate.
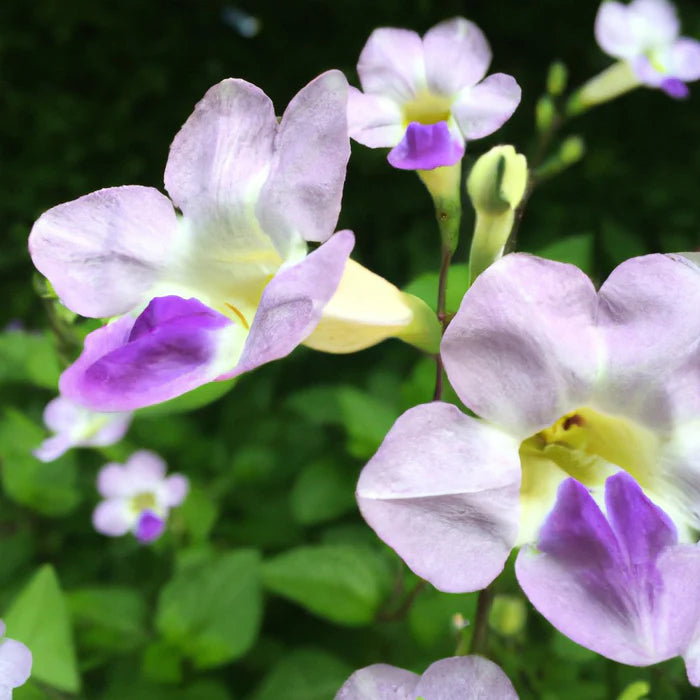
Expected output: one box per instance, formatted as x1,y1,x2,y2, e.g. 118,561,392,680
225,302,250,330
562,414,585,431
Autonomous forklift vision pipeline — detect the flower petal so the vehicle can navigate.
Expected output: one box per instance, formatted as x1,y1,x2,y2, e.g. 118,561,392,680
28,186,178,318
387,121,464,170
594,254,700,429
671,37,700,81
516,475,700,669
423,18,492,95
595,2,646,59
60,298,245,411
0,637,32,689
442,254,599,438
134,510,165,543
258,70,350,247
357,402,521,593
126,450,167,484
335,664,418,699
92,499,133,536
304,258,440,354
356,27,426,102
452,73,521,141
222,230,355,378
164,78,277,222
347,87,405,148
33,435,73,462
97,463,133,498
414,657,518,699
162,474,189,507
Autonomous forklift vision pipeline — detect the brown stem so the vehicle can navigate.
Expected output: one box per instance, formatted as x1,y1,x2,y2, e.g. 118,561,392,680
469,585,494,655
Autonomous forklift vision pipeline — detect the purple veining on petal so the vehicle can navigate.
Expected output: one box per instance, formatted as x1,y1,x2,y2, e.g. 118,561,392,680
387,121,464,170
135,510,165,543
661,77,690,98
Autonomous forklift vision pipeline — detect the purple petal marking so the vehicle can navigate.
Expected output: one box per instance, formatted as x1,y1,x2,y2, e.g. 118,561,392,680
661,77,690,98
605,472,677,570
135,510,165,543
516,474,700,671
220,230,354,379
387,121,464,171
61,297,237,411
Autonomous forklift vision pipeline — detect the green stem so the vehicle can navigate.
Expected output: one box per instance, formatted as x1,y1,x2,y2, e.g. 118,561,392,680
469,585,494,655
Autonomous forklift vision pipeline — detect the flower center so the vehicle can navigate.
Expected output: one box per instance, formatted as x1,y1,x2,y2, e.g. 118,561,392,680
516,407,660,543
402,92,452,127
131,491,157,513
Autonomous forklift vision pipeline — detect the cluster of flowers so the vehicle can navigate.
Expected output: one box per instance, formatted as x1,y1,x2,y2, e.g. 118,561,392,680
5,0,698,696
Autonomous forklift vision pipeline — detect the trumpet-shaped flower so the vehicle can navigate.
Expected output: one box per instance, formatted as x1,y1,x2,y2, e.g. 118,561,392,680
595,0,700,98
517,473,700,686
30,73,438,411
348,18,521,170
0,620,31,699
93,450,188,542
335,656,517,700
33,395,132,462
357,252,700,592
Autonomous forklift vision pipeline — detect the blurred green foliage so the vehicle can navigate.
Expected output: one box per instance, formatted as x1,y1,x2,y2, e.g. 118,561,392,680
1,0,699,698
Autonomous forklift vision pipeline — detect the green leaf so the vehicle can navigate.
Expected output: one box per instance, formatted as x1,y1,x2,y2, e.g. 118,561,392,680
600,220,648,267
0,331,61,389
402,264,470,314
177,487,219,543
68,587,147,654
141,639,183,684
156,549,262,669
0,409,80,516
252,648,352,700
138,378,236,417
262,544,391,626
4,565,80,692
289,459,356,525
534,232,594,274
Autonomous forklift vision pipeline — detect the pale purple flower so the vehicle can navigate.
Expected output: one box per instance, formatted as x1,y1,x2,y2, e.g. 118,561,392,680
357,253,700,592
595,0,700,97
33,395,132,462
93,450,188,543
28,73,353,411
335,656,517,699
517,473,700,686
0,620,31,699
348,17,521,170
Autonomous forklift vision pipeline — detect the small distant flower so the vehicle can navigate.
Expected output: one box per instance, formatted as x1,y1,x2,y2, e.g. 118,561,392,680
33,395,132,462
335,656,518,700
595,0,700,98
0,619,32,698
348,17,521,170
93,450,188,543
357,252,700,592
517,473,700,687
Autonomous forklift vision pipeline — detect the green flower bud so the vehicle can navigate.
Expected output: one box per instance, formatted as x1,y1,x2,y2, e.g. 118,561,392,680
547,61,568,96
536,95,556,134
488,594,527,637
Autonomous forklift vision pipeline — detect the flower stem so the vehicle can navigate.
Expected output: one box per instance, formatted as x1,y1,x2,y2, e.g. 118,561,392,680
469,585,494,655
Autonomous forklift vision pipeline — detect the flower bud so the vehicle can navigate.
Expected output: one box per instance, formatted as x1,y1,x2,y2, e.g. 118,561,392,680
488,594,527,637
547,61,568,96
535,96,556,133
467,145,528,283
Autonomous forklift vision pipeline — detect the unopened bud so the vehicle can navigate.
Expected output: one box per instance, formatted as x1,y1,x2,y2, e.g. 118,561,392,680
560,135,585,165
547,61,568,96
536,96,556,133
488,594,527,637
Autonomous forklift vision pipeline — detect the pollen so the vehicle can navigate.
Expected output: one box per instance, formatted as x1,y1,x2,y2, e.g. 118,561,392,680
225,302,250,330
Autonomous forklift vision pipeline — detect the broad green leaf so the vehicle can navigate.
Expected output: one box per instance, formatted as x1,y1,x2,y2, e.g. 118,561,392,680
141,639,183,683
177,487,219,543
156,549,262,669
402,264,470,314
0,331,61,389
252,648,352,700
0,409,80,516
262,544,392,626
138,378,236,416
68,587,146,654
534,232,594,274
289,459,356,525
4,565,80,692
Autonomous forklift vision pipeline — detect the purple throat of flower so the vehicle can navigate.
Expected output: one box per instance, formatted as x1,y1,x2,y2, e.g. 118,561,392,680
387,120,464,171
660,77,690,99
135,510,165,543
